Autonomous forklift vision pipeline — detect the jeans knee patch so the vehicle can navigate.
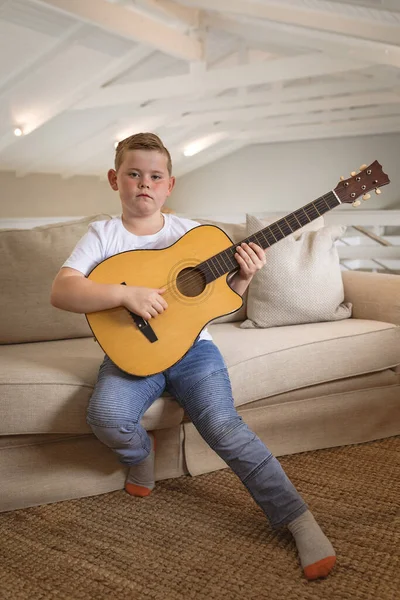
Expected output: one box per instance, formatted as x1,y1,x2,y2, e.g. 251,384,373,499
91,423,146,451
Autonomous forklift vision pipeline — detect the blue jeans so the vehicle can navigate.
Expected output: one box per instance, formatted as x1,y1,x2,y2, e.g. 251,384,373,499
88,340,307,528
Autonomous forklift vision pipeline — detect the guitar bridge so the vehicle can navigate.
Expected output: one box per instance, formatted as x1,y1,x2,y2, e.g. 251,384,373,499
121,282,158,343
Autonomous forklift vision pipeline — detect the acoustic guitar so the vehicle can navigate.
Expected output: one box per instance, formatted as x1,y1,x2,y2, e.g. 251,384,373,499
86,161,390,376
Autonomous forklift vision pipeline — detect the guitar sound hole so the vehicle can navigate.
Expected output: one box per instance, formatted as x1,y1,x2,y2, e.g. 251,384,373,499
176,267,206,298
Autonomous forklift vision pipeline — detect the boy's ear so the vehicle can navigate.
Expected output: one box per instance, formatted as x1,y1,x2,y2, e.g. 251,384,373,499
168,176,176,194
108,169,118,191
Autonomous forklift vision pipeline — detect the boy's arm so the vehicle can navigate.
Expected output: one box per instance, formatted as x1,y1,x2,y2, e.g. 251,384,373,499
51,267,167,319
51,267,126,313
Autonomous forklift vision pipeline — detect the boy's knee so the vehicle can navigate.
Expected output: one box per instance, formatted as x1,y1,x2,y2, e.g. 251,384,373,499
195,410,243,447
90,423,151,465
90,423,146,451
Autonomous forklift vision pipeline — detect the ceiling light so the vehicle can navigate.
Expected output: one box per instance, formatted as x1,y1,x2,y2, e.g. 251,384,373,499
183,133,227,157
14,127,23,137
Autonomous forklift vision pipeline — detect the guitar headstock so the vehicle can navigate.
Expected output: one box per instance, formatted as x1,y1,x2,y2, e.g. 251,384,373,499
334,161,390,207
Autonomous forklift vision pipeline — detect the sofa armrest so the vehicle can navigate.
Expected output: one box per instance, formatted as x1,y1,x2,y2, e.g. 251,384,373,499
342,271,400,325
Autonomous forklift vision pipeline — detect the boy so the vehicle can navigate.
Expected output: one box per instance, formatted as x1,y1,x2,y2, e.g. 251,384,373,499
51,133,336,580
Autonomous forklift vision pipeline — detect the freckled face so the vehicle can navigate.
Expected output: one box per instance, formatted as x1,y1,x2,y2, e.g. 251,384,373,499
108,149,175,217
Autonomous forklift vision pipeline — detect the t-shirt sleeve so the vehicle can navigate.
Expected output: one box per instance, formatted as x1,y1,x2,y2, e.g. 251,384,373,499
62,224,104,276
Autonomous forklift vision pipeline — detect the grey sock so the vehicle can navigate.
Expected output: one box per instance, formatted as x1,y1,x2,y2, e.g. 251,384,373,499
287,510,336,579
125,432,155,495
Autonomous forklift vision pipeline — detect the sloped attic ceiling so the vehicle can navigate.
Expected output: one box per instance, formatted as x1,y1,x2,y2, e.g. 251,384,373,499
0,0,399,178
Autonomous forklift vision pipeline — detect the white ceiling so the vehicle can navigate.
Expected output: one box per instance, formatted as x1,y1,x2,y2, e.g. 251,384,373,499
0,0,399,178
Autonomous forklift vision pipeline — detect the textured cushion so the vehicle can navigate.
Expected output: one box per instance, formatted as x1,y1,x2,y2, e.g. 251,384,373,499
242,214,352,328
0,214,110,344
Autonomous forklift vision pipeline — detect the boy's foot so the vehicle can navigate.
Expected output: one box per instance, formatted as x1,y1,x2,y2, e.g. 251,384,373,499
125,432,156,498
287,510,336,580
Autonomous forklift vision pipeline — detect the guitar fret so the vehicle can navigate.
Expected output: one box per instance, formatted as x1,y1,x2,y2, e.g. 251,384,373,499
224,250,236,270
219,251,230,270
291,212,302,228
278,218,293,236
275,221,285,236
214,253,225,272
214,256,225,277
265,229,276,245
255,232,270,248
294,209,310,226
305,203,320,220
268,225,280,242
208,257,221,278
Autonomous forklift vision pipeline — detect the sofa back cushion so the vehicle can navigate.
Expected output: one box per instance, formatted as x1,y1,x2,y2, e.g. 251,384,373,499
0,215,111,344
241,214,352,329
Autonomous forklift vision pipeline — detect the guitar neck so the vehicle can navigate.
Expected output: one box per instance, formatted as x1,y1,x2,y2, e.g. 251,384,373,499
200,190,341,283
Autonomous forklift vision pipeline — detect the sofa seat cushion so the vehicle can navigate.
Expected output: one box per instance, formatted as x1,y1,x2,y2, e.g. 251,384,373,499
0,339,184,435
1,319,399,436
208,319,400,407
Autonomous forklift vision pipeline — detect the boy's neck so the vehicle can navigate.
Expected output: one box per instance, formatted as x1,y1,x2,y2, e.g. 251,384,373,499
122,212,165,236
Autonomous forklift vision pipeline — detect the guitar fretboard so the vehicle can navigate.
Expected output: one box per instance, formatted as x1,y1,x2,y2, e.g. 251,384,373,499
199,191,340,283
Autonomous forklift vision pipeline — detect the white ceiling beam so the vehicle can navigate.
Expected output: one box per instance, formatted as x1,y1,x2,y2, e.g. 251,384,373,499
204,13,400,69
74,53,369,109
133,0,200,27
231,115,400,142
28,0,204,61
208,104,400,132
164,91,400,128
183,0,400,45
339,0,400,11
120,78,396,121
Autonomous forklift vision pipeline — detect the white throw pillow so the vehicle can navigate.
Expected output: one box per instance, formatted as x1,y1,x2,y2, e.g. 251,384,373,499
241,214,352,328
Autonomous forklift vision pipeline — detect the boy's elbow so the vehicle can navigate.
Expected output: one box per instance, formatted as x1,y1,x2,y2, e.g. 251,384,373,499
50,286,62,309
51,278,69,310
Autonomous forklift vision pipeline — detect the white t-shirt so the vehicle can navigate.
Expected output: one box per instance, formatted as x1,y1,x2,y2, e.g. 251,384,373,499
63,213,212,341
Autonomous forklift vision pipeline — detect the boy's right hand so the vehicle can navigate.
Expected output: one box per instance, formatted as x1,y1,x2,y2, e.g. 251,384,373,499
120,286,168,320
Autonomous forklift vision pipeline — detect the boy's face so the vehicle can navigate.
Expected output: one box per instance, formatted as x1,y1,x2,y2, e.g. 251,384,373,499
108,149,175,218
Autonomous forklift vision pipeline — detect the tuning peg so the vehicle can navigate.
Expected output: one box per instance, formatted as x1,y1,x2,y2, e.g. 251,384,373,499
375,188,382,195
363,193,371,201
340,176,346,181
351,171,357,176
352,200,361,207
360,164,368,171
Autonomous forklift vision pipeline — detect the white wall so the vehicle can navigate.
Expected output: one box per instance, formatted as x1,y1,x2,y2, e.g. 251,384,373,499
0,132,398,223
172,133,400,219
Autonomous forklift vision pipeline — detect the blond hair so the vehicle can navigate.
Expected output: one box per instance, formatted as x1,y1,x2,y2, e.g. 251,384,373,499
114,132,172,174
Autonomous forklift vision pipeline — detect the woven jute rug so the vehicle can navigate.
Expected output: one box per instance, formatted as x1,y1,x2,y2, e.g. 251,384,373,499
0,436,399,600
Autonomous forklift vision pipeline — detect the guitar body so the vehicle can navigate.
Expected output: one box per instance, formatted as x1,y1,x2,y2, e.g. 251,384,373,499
86,225,242,376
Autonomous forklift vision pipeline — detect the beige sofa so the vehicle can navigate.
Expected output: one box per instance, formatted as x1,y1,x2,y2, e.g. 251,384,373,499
1,215,399,513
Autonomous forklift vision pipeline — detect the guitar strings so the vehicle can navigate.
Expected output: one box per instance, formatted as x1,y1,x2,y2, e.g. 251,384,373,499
148,195,335,299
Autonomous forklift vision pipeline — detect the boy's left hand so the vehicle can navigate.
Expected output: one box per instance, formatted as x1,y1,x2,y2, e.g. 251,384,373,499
235,242,266,280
